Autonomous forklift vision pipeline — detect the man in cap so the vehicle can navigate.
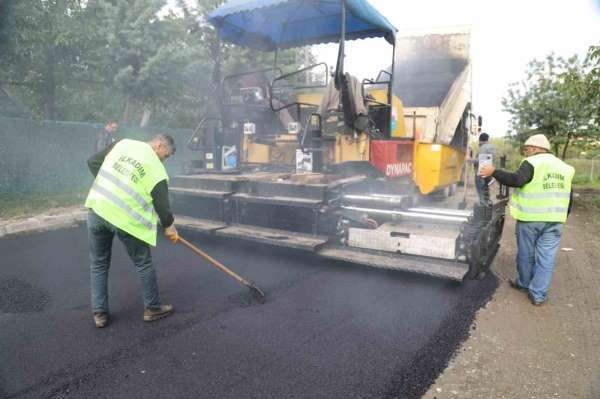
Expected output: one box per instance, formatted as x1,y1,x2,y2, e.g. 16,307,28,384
85,134,180,327
480,134,574,306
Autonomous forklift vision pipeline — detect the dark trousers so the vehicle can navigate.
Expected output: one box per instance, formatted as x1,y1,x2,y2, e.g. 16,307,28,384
87,210,160,313
475,175,491,205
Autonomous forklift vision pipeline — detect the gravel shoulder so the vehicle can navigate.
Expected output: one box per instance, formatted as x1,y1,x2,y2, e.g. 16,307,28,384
424,205,600,398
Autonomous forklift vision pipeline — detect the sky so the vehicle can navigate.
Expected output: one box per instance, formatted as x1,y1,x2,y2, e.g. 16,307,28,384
167,0,600,136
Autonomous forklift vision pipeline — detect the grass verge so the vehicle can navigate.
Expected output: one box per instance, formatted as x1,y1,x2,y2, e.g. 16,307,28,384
573,184,600,224
0,191,86,219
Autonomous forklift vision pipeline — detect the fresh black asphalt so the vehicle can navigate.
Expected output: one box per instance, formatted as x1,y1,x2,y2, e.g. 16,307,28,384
0,225,497,399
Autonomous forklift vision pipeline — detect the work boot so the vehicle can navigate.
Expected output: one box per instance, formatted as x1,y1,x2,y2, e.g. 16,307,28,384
94,313,109,328
143,304,173,322
528,293,546,306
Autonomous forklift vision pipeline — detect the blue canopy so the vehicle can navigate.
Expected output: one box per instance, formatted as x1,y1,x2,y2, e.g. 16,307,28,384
208,0,396,51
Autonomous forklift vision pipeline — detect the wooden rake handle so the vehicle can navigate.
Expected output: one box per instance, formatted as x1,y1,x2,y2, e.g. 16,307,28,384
177,236,250,286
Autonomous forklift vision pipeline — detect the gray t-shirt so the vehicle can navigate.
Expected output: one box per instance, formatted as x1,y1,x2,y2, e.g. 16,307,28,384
479,142,496,157
475,142,496,169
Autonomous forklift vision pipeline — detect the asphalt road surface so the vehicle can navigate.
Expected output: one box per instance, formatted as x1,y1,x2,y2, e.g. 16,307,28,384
0,226,497,399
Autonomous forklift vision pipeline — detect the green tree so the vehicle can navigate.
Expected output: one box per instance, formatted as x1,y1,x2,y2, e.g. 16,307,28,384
584,45,600,130
0,0,92,119
502,50,600,159
97,0,202,126
0,0,316,127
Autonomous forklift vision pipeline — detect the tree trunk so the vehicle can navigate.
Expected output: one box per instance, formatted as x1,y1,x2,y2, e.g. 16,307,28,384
561,133,572,160
122,95,132,124
140,104,152,127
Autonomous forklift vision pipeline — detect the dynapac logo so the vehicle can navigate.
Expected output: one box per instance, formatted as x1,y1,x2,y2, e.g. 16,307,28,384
385,162,413,177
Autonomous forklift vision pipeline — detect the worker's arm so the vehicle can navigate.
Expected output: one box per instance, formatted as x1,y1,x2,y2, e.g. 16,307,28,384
152,181,178,243
488,161,534,188
151,180,174,228
87,142,117,177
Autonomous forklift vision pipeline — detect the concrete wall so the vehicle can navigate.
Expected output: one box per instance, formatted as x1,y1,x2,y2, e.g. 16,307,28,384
0,117,193,196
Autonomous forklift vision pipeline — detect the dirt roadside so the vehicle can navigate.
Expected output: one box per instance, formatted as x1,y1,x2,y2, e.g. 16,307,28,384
424,203,600,398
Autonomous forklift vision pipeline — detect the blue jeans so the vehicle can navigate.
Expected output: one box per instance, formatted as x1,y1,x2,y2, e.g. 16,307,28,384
515,221,564,302
87,210,160,314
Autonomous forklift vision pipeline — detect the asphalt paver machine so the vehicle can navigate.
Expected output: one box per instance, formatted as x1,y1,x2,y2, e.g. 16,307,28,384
171,0,509,280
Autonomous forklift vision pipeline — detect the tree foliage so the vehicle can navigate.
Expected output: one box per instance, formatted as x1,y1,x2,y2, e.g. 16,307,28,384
502,48,600,159
0,0,309,128
0,0,94,119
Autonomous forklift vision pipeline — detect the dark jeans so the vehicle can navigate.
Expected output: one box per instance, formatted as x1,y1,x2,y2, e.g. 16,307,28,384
87,210,160,314
475,175,491,205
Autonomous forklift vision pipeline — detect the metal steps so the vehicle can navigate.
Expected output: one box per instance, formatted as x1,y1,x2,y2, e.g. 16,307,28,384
170,187,232,199
216,225,328,251
175,215,328,251
318,245,469,281
231,192,323,207
176,215,227,233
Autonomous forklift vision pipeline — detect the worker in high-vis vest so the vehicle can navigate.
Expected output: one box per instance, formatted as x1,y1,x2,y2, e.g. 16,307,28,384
480,134,574,306
85,134,180,328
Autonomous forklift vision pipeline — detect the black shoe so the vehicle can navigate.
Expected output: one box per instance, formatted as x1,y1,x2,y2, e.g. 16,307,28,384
508,279,528,292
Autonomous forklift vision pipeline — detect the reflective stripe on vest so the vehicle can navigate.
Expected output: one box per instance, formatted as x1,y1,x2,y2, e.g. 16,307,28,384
510,202,569,214
98,169,154,214
90,181,154,230
509,153,574,223
512,191,570,200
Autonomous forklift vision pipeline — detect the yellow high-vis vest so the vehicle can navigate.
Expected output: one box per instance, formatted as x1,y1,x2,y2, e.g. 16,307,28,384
85,139,169,246
510,153,574,223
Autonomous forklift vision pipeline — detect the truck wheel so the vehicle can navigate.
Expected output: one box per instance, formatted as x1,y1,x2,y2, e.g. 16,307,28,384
429,187,449,201
465,236,483,279
465,261,482,279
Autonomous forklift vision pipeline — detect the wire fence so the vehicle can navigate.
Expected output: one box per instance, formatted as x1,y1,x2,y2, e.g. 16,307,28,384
566,158,600,185
0,117,193,197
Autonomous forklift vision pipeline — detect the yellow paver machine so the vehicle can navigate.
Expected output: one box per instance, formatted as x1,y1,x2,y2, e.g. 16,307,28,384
172,0,509,280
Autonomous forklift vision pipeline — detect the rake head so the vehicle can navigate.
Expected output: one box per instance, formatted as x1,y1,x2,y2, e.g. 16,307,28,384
246,282,266,305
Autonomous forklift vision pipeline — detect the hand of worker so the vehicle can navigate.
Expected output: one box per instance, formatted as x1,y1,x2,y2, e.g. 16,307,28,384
479,164,495,178
164,224,179,243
